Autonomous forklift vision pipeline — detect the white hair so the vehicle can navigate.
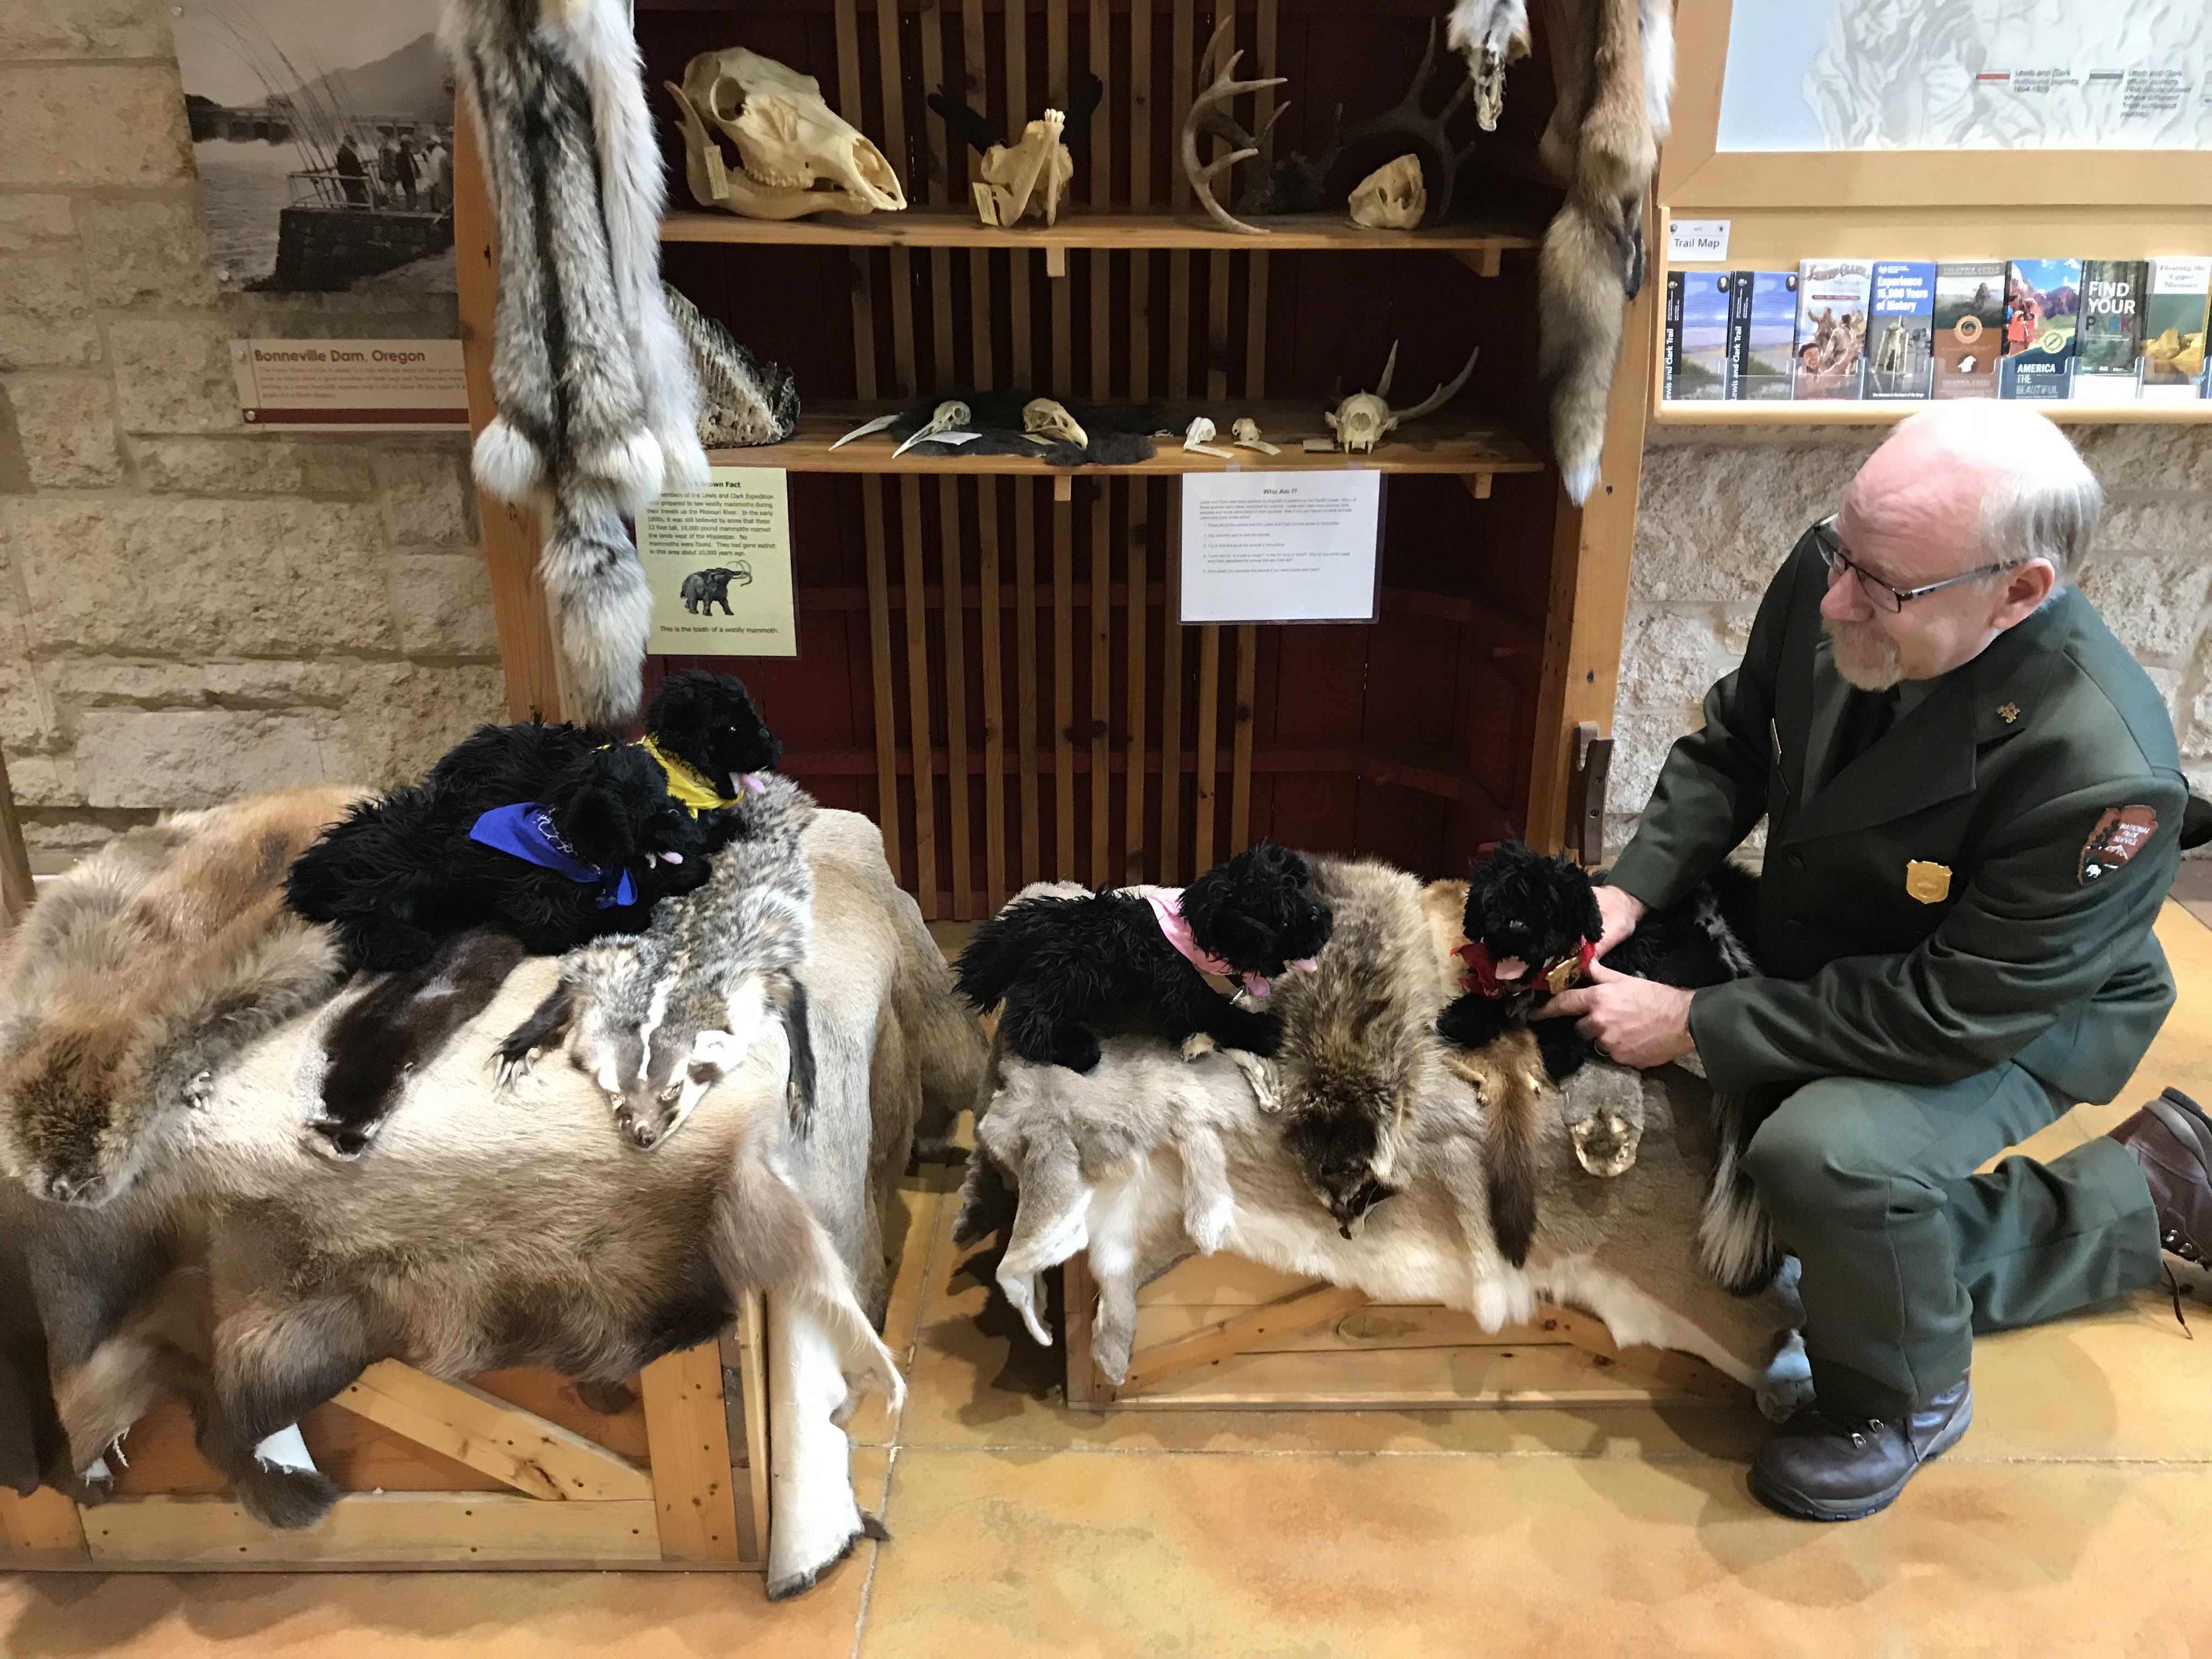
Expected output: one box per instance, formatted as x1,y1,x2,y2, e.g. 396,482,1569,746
1889,401,2103,586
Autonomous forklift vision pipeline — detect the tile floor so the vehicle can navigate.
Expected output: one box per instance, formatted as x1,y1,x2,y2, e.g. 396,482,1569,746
7,906,2212,1658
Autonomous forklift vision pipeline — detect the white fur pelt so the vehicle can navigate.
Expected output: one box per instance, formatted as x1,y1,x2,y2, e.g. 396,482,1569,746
2,809,984,1597
972,1038,1810,1417
440,0,710,726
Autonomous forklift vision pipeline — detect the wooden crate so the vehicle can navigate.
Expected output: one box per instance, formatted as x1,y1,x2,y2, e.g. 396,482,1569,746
0,1300,772,1573
1062,1251,1746,1411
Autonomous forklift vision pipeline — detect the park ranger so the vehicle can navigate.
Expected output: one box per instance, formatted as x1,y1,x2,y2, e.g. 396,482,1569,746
1545,401,2212,1521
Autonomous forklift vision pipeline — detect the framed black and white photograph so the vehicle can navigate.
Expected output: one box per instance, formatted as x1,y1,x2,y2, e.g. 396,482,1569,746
169,0,457,294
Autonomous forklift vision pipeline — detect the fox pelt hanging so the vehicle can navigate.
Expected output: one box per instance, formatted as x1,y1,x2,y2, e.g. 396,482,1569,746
1446,0,1674,505
441,0,713,727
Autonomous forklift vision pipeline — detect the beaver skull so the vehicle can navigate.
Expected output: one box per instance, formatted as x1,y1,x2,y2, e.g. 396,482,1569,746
670,48,906,220
1347,154,1426,230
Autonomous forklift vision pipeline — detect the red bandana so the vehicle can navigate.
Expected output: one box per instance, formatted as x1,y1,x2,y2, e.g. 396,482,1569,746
1455,938,1595,999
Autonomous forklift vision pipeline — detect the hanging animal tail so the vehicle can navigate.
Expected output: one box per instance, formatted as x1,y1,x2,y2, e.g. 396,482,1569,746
1538,0,1659,505
1481,1059,1545,1267
540,483,654,729
1697,1085,1785,1295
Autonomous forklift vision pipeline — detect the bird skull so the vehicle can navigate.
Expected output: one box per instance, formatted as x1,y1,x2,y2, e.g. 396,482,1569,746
1324,392,1392,453
673,49,906,218
1184,416,1217,449
1023,397,1088,447
1347,154,1426,230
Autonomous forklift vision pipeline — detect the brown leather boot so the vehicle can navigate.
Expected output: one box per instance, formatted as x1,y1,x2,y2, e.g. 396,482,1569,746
2109,1087,2212,1271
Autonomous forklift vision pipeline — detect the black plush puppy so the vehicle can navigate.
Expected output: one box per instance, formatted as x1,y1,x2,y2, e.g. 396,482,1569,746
641,668,784,816
955,843,1334,1072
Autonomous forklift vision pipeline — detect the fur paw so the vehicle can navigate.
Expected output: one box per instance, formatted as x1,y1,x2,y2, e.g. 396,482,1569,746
235,1462,343,1531
184,1069,216,1109
303,1115,382,1161
1567,1111,1641,1178
1754,1330,1815,1423
1179,1032,1218,1062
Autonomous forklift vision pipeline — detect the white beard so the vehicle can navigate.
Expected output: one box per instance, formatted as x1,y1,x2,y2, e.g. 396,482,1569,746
1825,618,1906,690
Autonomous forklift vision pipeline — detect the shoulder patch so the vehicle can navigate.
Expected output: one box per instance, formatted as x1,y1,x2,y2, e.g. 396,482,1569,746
2080,806,2159,885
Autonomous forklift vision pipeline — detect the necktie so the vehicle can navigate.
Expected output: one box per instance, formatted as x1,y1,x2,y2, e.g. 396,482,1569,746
1829,686,1901,785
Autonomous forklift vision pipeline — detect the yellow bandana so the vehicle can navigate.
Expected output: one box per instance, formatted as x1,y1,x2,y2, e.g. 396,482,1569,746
639,735,740,817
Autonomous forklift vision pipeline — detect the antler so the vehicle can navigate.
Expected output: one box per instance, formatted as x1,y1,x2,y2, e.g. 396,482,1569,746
1179,15,1288,236
1390,344,1481,427
1312,22,1480,221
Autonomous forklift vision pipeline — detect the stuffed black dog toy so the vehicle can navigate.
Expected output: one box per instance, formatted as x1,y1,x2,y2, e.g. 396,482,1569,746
1436,842,1763,1266
287,672,783,973
954,843,1335,1073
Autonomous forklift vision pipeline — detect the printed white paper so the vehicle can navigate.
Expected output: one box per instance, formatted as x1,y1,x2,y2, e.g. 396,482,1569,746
1667,219,1732,262
1178,471,1382,625
639,467,799,657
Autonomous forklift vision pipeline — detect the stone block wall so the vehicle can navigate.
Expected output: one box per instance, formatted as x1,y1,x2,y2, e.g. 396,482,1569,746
1610,425,2212,856
0,0,503,866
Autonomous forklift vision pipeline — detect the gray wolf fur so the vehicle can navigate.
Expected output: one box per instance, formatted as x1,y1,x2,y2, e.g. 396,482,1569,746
496,773,819,1150
441,0,710,725
0,787,360,1209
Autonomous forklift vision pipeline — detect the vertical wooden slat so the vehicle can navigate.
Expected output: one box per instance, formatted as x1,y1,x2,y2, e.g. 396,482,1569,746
878,2,919,399
1160,485,1184,879
1125,482,1150,885
838,0,902,883
1123,4,1153,884
1047,0,1074,881
1005,0,1042,887
1193,622,1221,866
1085,0,1115,885
1230,627,1256,852
1229,0,1274,857
900,480,939,915
735,1294,772,1572
639,1342,741,1563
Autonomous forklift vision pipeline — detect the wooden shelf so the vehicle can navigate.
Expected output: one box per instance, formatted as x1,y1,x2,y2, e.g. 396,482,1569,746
662,207,1539,272
1653,400,2212,427
712,403,1544,481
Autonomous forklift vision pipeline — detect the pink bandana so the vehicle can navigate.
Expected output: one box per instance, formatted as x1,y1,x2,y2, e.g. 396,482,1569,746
1144,889,1318,1000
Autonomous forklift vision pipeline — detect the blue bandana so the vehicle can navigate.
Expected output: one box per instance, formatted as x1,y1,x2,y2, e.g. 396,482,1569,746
467,803,637,908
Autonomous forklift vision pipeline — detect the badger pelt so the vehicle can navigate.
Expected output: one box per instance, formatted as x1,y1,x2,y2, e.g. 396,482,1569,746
968,1032,1810,1419
442,0,710,725
1433,847,1765,1272
1266,856,1456,1240
496,773,820,1152
4,809,980,1595
1528,0,1675,504
0,787,361,1209
953,843,1334,1078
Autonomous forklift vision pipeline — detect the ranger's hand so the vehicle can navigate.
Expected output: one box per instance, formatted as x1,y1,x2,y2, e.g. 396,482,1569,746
1592,884,1646,961
1536,960,1694,1068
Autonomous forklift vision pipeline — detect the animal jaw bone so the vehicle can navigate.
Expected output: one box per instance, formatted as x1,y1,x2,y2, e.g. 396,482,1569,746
669,49,906,221
1347,154,1426,229
1324,340,1480,453
973,110,1074,227
1228,417,1279,455
1179,16,1288,237
1023,397,1088,448
1182,416,1235,460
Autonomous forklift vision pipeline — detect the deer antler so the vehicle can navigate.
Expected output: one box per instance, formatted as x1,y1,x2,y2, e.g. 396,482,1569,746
1179,15,1288,236
1312,22,1480,222
1390,344,1481,427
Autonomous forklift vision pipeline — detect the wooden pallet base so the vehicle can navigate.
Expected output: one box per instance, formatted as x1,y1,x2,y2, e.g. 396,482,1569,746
1064,1251,1748,1411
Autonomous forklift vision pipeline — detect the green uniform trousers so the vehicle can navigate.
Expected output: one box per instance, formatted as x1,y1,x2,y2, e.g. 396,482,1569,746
1742,1063,2165,1419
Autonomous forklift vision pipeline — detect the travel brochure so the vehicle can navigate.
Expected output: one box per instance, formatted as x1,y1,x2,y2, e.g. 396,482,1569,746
1663,256,2210,405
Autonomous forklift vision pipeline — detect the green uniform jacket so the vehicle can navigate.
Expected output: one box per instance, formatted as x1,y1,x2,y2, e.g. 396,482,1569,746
1608,530,2184,1105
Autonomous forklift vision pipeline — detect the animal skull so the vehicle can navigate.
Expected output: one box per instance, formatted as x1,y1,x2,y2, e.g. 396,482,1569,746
1228,417,1279,455
668,49,907,221
1444,0,1532,132
1325,340,1481,453
974,109,1074,227
1347,154,1426,230
1023,397,1088,448
1183,416,1234,459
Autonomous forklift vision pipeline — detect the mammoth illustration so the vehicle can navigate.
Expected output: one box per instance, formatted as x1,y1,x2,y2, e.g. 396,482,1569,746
681,565,752,615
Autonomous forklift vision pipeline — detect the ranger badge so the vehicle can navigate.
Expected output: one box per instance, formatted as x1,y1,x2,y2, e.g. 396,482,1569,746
1904,860,1951,904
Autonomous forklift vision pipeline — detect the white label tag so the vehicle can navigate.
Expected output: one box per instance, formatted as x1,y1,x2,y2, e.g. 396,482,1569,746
1667,218,1731,262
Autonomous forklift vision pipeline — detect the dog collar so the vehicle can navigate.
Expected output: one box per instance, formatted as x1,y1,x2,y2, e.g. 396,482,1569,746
1144,889,1318,1000
467,803,639,908
1456,938,1595,999
638,735,744,816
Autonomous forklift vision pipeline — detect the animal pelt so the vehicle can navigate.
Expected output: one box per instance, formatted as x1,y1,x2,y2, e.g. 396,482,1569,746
663,282,800,448
496,773,820,1152
1433,844,1771,1281
883,390,1184,469
1267,856,1456,1239
0,787,361,1210
953,843,1334,1076
287,669,783,974
2,809,981,1596
1529,0,1674,505
286,742,709,974
441,0,711,726
961,1034,1810,1415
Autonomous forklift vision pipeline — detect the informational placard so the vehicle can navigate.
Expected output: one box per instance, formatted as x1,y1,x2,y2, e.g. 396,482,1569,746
637,467,798,657
1177,471,1383,625
230,338,466,427
1667,218,1731,262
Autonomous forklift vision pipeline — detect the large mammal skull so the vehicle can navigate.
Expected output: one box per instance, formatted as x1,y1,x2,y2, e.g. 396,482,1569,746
975,110,1074,227
1347,154,1426,230
1325,341,1480,453
669,48,906,220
